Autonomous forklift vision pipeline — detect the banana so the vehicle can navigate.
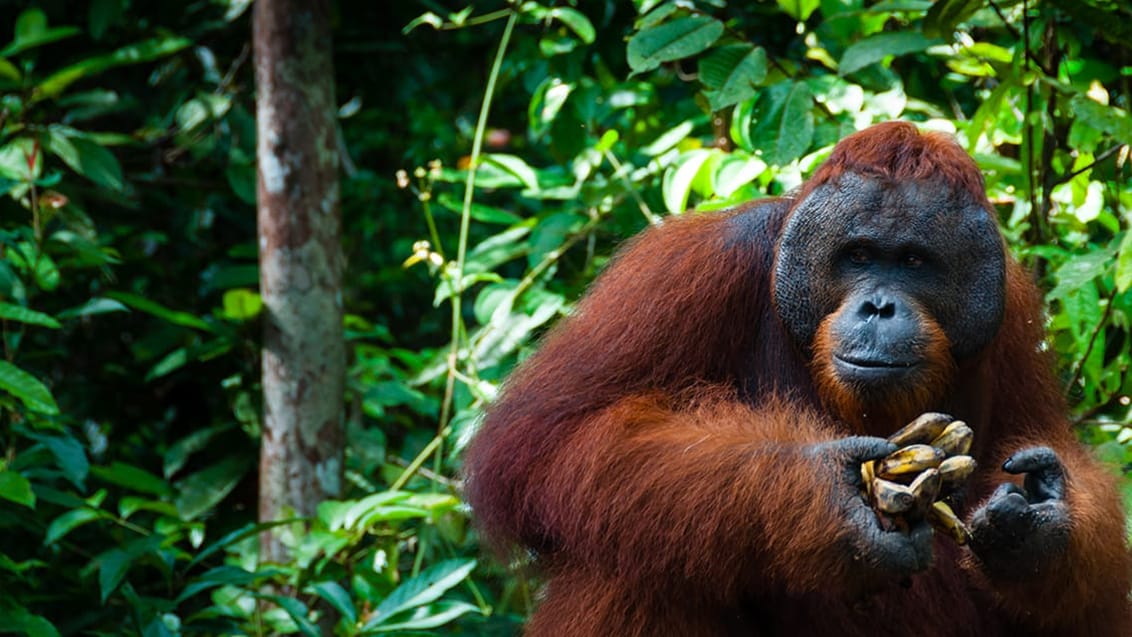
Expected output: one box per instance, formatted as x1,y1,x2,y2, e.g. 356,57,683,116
938,455,977,488
930,421,974,456
872,478,916,515
875,444,946,481
860,459,876,497
887,412,954,447
928,500,971,545
908,467,942,508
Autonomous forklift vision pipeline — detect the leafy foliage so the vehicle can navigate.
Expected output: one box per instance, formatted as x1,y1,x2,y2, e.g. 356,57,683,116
0,0,1129,634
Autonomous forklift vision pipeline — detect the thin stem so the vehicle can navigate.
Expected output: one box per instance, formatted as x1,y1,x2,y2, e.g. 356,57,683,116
391,426,451,491
437,9,518,437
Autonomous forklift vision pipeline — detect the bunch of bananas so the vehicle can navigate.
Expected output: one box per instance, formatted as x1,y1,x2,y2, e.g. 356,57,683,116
860,413,975,545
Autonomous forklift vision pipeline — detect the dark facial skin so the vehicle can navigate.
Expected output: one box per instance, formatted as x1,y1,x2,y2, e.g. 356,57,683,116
773,171,1007,392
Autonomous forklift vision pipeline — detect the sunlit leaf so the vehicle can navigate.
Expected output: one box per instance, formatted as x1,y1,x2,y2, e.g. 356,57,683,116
749,81,814,166
367,559,477,627
662,149,712,213
776,0,819,21
627,15,724,74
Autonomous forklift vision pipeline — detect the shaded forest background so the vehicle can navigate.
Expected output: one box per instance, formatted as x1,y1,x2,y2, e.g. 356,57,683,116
0,0,1131,634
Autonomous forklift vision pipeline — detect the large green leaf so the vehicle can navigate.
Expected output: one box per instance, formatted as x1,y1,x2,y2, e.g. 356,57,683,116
699,45,768,111
839,32,942,76
1070,96,1132,146
44,127,125,191
96,535,164,603
749,81,814,166
0,360,58,415
365,559,477,629
627,15,724,74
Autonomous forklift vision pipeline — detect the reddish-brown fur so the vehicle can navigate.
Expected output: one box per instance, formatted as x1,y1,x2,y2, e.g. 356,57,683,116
464,122,1132,635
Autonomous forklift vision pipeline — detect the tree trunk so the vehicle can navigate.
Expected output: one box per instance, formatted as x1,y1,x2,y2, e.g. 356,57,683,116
254,0,343,564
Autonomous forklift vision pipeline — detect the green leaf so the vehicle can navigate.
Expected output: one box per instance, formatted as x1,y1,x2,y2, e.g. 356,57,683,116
482,154,539,190
36,433,89,488
15,8,48,41
0,9,81,57
1070,96,1132,146
367,559,477,628
0,607,60,637
221,288,262,321
712,154,767,198
627,15,724,74
0,471,35,508
0,360,58,415
662,149,712,213
776,0,820,21
436,192,522,225
90,461,173,497
1116,231,1132,293
839,32,942,76
700,45,768,111
57,297,129,319
89,0,123,40
308,581,357,625
1048,249,1114,300
750,81,814,166
36,35,191,100
641,120,695,157
0,302,60,328
175,455,252,520
0,57,20,82
45,507,105,544
924,0,984,37
365,601,481,633
106,291,214,332
548,7,595,43
44,127,124,191
96,535,163,603
529,78,574,138
261,595,320,637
